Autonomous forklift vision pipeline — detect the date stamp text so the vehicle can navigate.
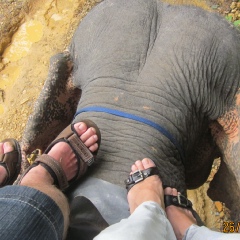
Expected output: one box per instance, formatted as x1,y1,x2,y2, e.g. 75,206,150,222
222,221,240,233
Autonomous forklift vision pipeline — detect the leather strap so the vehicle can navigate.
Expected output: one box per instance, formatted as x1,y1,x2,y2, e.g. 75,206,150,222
125,167,159,192
38,154,69,190
45,124,94,167
164,193,193,209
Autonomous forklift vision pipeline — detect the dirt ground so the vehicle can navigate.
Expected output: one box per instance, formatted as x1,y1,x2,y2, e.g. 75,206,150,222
0,0,238,232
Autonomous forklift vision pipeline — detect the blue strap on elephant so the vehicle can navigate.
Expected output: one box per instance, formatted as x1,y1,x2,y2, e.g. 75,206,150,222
74,106,185,161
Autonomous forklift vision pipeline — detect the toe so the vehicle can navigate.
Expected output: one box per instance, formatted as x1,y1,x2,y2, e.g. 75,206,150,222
80,127,96,143
84,134,98,147
164,187,179,197
0,141,15,156
131,163,139,173
89,143,98,152
141,158,156,169
74,122,88,136
3,142,14,153
172,188,178,196
134,160,144,171
164,187,173,195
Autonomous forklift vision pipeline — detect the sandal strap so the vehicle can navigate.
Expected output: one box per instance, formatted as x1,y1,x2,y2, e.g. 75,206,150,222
164,193,193,209
125,167,159,192
45,125,94,167
68,127,94,167
37,154,69,190
44,125,94,183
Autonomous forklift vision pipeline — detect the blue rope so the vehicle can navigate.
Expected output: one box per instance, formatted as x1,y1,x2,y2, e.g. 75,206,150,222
74,106,184,161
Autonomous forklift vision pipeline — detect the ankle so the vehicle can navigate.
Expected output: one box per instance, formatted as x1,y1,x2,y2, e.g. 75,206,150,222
20,165,54,186
166,205,196,240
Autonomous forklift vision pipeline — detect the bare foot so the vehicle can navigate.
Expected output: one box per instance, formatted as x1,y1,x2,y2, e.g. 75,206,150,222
20,122,99,186
165,187,197,240
127,158,164,214
0,142,15,185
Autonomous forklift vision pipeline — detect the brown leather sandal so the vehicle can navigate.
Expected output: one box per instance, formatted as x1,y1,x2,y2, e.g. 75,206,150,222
0,138,22,187
15,120,101,191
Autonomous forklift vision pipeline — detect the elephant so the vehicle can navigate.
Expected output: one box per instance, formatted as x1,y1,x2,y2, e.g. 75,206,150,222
21,0,240,235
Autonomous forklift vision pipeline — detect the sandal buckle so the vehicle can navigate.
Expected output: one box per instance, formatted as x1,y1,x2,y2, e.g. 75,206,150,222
132,170,144,183
177,193,192,208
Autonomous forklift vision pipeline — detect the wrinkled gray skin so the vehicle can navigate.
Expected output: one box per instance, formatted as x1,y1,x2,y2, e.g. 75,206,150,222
22,0,240,221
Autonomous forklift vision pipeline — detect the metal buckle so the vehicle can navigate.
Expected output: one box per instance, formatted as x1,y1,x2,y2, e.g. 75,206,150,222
177,193,192,208
132,170,144,183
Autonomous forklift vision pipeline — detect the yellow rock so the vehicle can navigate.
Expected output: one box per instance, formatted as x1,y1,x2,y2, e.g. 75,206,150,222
215,201,223,212
230,2,237,10
219,211,225,219
237,2,240,10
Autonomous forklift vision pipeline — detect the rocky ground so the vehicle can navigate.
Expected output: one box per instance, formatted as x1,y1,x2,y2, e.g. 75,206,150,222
0,0,239,232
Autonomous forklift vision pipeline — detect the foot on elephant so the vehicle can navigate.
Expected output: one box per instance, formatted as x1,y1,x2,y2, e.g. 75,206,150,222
126,158,165,214
17,122,99,190
126,158,197,240
165,187,197,240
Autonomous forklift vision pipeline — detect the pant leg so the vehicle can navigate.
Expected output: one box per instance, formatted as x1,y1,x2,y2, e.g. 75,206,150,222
0,185,64,240
94,201,177,240
184,225,240,240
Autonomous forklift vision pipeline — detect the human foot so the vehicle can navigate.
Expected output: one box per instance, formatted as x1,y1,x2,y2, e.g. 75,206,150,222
165,187,197,240
0,139,22,186
126,158,164,214
19,121,100,189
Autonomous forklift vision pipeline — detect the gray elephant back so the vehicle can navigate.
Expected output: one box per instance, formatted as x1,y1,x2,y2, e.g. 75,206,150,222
69,0,240,192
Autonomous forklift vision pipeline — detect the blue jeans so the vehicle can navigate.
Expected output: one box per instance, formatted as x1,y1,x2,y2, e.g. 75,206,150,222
0,186,239,240
0,186,64,240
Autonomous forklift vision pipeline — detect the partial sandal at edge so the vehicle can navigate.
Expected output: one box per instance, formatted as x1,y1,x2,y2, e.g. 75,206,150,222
0,138,22,187
165,192,204,225
15,120,101,191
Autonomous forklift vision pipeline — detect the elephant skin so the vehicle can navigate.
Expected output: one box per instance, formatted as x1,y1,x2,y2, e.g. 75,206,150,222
22,0,240,222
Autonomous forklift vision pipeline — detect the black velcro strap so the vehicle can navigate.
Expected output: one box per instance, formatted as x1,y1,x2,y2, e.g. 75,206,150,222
125,167,159,192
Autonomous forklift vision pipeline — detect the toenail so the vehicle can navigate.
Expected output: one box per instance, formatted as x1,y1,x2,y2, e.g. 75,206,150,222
91,127,96,133
93,135,98,140
78,123,85,130
142,158,150,164
135,160,141,165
